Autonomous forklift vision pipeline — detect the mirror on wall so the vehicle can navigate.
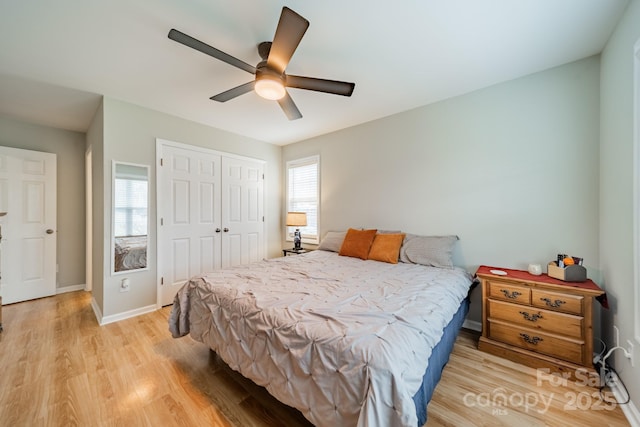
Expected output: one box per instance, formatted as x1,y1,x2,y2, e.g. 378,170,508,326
112,162,149,274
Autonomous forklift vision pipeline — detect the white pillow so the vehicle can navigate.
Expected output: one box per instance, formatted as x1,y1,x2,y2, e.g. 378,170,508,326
317,231,347,252
399,234,459,268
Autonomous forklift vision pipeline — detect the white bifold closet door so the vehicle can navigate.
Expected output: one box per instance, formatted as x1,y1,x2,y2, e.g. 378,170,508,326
157,141,264,306
221,156,264,268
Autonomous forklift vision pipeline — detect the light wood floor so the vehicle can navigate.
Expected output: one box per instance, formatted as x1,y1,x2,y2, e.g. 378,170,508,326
0,291,630,426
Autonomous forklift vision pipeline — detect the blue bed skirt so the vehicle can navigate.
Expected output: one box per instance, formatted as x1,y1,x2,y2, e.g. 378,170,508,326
413,296,470,425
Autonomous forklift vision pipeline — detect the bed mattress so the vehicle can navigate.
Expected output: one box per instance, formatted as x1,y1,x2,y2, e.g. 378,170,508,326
170,250,473,427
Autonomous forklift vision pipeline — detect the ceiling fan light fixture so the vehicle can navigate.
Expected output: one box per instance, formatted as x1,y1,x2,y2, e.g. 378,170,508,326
169,7,354,120
255,72,286,100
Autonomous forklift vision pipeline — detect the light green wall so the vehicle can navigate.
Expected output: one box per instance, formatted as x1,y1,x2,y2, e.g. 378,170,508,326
98,97,282,317
600,0,640,410
0,114,86,289
87,101,104,311
283,56,601,326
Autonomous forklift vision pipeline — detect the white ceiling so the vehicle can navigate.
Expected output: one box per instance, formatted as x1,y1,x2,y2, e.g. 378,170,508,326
0,0,629,145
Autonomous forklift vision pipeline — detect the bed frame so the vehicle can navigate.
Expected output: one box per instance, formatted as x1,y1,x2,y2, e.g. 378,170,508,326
412,296,469,424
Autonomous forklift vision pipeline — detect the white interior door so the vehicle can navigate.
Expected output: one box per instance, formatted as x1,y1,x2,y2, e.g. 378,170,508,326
221,157,264,267
0,146,57,305
158,143,221,306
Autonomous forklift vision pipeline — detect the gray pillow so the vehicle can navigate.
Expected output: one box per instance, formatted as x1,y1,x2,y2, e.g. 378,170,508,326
399,234,459,268
317,231,347,252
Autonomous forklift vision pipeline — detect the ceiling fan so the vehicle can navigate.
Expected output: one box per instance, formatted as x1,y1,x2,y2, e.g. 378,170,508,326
168,6,355,120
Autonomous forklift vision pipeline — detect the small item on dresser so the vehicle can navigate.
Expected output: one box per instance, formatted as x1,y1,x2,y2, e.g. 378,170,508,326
548,261,587,282
527,264,542,275
557,253,566,267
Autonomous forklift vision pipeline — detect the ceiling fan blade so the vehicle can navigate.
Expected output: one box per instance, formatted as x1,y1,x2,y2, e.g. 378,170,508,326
277,91,302,120
168,29,256,75
286,75,355,97
210,81,255,102
267,7,309,75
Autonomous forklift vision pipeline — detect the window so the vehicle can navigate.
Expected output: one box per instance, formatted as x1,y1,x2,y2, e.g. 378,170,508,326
114,176,148,237
286,155,319,244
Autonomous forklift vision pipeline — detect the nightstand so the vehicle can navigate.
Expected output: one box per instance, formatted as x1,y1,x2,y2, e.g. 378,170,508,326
476,265,605,384
282,248,310,256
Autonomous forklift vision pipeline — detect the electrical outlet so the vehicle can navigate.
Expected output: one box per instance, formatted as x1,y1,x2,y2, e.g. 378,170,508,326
120,278,130,293
627,340,635,367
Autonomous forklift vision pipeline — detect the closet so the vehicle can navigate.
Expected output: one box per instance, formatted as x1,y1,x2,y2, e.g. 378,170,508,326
157,140,264,306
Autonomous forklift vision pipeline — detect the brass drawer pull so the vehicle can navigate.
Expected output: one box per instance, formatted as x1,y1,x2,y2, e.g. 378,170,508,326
520,333,543,345
500,289,522,299
520,311,543,322
540,297,566,308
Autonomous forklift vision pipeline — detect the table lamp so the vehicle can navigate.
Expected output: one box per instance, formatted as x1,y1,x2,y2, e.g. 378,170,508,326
286,212,307,250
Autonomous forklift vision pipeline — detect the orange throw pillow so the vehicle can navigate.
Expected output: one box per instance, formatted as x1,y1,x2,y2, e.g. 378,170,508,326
368,233,406,264
339,228,378,260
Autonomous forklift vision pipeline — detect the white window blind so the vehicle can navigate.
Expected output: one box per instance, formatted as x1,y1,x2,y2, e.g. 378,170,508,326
114,177,148,237
287,156,319,243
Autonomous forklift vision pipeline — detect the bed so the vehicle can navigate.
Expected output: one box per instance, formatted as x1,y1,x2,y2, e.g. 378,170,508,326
114,235,147,271
169,232,473,427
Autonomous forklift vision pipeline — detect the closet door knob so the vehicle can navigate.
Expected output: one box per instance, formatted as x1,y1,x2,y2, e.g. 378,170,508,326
46,229,54,234
223,228,229,232
215,228,221,233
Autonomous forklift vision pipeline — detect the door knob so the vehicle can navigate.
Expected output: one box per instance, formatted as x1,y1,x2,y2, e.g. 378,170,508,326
223,228,229,232
215,228,221,233
46,229,54,234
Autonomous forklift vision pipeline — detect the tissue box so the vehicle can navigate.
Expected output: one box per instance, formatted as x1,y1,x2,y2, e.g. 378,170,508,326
547,262,587,282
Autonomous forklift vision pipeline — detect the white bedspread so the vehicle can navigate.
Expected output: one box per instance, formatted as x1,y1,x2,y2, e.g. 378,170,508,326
169,250,472,427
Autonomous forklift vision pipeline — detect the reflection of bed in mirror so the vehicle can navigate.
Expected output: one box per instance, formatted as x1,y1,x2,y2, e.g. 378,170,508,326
114,236,147,272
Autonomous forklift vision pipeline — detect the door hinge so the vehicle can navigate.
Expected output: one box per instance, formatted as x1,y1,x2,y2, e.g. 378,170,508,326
262,173,265,180
160,158,164,166
161,277,164,285
262,216,265,222
160,218,163,226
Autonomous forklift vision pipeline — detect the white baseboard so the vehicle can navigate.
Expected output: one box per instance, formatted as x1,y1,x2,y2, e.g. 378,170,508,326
609,371,640,427
463,319,482,332
90,297,103,324
99,304,157,326
56,284,86,294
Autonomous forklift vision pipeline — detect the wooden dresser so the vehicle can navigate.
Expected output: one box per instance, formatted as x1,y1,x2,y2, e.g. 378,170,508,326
477,265,605,383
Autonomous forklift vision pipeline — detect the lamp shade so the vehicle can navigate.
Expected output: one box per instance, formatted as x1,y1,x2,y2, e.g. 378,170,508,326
286,212,307,227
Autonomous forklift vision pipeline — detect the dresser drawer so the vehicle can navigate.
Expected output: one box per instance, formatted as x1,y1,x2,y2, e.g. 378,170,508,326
488,319,584,365
532,288,583,315
487,299,583,338
488,281,530,305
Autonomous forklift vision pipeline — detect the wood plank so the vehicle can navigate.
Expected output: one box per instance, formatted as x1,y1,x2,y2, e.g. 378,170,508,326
0,291,630,426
